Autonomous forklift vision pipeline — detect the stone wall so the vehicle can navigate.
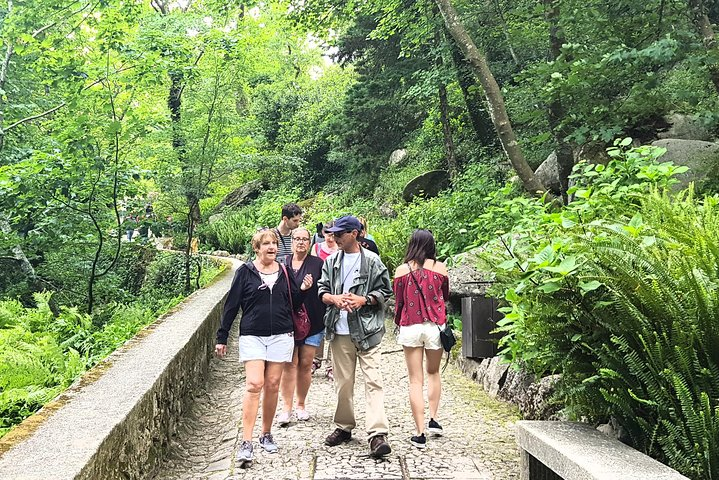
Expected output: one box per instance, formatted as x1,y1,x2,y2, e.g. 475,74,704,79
456,356,561,420
0,258,241,480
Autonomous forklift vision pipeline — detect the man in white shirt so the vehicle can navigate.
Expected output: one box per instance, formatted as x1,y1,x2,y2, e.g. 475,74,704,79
317,215,393,458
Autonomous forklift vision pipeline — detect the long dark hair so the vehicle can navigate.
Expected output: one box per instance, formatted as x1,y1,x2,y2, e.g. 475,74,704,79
402,229,436,266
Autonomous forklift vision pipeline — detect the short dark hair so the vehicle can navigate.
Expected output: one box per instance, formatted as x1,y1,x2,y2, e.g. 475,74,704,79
281,203,303,219
403,229,436,266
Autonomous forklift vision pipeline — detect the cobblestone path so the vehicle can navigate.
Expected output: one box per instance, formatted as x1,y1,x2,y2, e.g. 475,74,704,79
151,320,520,480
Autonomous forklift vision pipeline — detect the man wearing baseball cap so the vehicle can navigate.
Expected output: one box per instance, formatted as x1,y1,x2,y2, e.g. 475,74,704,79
317,215,393,458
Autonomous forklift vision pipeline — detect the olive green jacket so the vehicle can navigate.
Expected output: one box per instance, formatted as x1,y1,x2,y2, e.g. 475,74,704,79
318,247,392,351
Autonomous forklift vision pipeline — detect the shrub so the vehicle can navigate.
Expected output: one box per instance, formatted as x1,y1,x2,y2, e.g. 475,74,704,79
481,141,718,477
0,251,223,439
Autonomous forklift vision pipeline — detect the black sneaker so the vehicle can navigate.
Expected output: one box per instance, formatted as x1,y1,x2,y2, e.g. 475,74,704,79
428,418,443,436
369,434,391,457
325,428,352,446
410,433,426,449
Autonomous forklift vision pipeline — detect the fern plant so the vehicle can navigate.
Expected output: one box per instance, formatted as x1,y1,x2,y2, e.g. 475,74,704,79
483,140,719,478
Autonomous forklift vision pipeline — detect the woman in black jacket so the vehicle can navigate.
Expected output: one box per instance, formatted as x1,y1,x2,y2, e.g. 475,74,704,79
215,229,312,464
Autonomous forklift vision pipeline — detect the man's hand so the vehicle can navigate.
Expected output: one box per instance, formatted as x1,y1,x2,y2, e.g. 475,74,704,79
341,292,367,311
215,344,227,357
323,293,352,311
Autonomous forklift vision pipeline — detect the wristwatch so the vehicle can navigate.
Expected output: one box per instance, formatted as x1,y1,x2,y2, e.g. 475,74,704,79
365,295,374,306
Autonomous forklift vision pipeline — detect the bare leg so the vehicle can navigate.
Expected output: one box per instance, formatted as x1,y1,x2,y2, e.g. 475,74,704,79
296,344,318,409
316,339,325,365
242,360,266,441
261,362,286,434
403,346,425,435
425,348,444,420
279,348,299,414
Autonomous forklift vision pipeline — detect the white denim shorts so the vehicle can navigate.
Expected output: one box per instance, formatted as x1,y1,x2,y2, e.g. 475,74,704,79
239,333,294,363
397,321,443,350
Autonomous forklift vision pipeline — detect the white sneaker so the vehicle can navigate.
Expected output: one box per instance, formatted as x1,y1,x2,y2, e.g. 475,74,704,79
295,408,310,421
236,440,254,462
276,410,291,426
259,432,279,453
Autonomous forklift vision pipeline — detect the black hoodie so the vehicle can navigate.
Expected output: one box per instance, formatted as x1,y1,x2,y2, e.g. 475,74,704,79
216,260,306,344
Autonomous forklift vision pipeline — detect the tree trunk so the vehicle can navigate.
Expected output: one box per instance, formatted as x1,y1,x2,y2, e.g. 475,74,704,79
0,1,14,153
688,0,719,94
434,0,549,197
448,37,496,146
490,0,520,67
438,83,457,178
168,69,199,290
185,214,193,293
544,0,574,203
0,214,37,280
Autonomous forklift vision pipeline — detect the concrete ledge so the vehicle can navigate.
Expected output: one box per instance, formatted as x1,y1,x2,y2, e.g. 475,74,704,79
516,421,689,480
0,257,241,480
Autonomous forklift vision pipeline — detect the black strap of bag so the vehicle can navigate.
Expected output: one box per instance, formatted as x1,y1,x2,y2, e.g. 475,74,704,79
407,264,453,371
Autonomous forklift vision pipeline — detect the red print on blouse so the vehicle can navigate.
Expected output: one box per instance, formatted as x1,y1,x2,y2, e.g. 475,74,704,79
393,269,449,327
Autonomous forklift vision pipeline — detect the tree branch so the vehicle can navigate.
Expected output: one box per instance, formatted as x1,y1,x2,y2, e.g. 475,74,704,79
3,102,66,132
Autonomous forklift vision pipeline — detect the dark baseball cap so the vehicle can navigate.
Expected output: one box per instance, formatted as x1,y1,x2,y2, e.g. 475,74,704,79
326,215,362,233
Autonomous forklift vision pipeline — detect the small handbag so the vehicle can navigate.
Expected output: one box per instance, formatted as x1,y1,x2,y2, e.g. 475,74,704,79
281,264,311,341
439,323,456,353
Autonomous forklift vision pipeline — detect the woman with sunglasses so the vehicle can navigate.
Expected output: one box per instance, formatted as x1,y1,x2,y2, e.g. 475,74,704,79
393,229,449,449
276,227,326,425
215,229,313,465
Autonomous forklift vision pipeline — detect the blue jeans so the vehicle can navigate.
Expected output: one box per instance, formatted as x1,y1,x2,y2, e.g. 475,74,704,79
302,330,325,347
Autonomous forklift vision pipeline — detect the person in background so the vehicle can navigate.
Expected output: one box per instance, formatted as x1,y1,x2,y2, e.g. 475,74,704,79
312,221,338,261
357,217,379,255
357,217,375,242
274,203,303,262
215,229,313,465
392,229,449,449
311,221,339,380
277,227,326,425
311,222,325,246
124,214,137,242
318,215,393,458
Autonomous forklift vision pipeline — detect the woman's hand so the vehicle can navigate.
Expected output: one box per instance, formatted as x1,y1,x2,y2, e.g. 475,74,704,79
300,273,313,291
215,344,227,357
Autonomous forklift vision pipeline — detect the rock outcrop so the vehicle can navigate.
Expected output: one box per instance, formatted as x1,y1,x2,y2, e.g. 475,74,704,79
402,170,450,202
652,138,719,191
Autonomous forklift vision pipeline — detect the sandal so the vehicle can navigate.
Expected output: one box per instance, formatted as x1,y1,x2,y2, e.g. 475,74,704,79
311,358,322,374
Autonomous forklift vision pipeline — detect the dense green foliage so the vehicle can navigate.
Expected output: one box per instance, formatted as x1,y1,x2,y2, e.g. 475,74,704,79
481,143,718,478
0,248,222,438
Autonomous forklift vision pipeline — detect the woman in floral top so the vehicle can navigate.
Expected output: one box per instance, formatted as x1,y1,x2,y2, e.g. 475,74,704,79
393,229,449,449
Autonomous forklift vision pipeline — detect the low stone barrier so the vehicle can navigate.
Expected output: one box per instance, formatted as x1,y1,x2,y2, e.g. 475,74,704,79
0,257,241,480
516,421,689,480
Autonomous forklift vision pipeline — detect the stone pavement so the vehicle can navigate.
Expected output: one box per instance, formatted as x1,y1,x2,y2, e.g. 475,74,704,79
151,321,520,480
